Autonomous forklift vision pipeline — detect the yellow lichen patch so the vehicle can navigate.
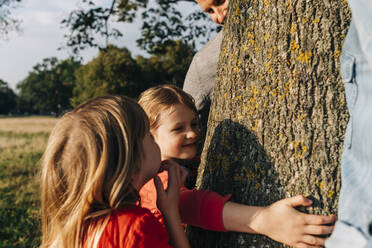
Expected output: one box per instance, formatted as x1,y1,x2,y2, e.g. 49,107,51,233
334,50,341,60
251,120,258,131
290,23,296,34
290,40,300,52
285,0,292,9
312,18,320,23
297,51,312,63
268,48,273,59
247,32,255,46
264,0,270,6
255,182,260,190
317,181,326,190
292,68,297,77
264,33,270,42
302,18,307,24
265,62,273,75
235,6,241,16
271,88,278,96
327,190,335,198
290,140,309,158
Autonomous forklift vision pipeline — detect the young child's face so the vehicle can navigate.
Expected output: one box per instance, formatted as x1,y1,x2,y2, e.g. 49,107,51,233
152,104,200,160
196,0,228,25
134,132,162,189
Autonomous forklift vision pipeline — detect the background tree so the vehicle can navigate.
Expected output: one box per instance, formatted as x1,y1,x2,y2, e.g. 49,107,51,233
187,0,350,247
136,40,195,88
61,0,221,55
0,79,16,114
17,57,80,115
71,45,141,106
72,41,194,105
0,0,22,38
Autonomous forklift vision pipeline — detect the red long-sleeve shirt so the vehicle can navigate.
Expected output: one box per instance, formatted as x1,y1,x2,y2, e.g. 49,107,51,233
140,170,231,231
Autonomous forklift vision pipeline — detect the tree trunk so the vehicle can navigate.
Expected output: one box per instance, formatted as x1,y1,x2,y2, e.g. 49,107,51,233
187,0,350,247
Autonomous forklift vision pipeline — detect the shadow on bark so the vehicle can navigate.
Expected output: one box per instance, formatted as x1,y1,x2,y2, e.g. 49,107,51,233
187,119,286,247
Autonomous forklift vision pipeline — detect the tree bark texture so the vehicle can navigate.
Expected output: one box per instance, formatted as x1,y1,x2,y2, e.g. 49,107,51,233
187,0,350,247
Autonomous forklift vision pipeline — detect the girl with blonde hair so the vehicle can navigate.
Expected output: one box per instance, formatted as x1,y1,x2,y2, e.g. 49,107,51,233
40,95,190,248
139,84,337,247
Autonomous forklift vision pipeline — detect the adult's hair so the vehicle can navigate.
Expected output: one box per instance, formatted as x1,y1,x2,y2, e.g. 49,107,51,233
40,95,149,248
138,84,198,131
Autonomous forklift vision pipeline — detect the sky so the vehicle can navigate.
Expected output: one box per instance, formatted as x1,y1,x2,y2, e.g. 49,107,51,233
0,0,158,90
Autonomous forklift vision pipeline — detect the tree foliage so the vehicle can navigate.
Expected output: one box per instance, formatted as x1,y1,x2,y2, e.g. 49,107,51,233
61,0,221,55
0,0,22,38
17,57,81,115
136,39,195,88
71,41,194,106
0,79,16,114
71,45,141,106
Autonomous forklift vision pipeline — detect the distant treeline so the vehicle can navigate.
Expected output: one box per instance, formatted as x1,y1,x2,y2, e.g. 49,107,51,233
1,41,194,116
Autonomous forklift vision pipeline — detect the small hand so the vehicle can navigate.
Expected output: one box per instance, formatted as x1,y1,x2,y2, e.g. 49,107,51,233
154,159,188,217
253,195,336,248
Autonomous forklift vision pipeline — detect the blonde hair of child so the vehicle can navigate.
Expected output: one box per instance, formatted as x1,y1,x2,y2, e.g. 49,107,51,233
40,95,149,248
138,84,198,131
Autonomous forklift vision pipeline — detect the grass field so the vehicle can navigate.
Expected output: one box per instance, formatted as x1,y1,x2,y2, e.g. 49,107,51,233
0,117,58,248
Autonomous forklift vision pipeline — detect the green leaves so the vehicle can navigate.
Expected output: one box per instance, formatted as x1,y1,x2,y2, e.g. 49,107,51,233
0,79,16,115
17,58,81,115
61,0,219,55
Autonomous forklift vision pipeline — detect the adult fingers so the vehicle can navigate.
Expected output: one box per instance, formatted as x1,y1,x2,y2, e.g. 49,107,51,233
304,224,334,235
294,243,322,248
304,214,337,225
300,235,326,246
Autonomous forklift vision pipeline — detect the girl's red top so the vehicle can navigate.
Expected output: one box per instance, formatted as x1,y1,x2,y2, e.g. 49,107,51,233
86,205,171,248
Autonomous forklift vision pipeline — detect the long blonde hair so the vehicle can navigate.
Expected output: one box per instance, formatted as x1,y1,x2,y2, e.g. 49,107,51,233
138,84,198,131
40,95,149,248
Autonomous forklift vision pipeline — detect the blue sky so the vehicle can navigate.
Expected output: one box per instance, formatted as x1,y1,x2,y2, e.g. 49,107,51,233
0,0,199,90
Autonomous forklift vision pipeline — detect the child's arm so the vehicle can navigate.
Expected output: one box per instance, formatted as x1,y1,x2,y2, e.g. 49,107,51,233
179,189,335,247
154,160,190,248
223,195,336,247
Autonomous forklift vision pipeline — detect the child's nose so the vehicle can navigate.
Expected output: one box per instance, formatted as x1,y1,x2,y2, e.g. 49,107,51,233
186,129,198,139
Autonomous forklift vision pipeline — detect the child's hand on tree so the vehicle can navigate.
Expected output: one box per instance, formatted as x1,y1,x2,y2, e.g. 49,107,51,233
251,195,336,248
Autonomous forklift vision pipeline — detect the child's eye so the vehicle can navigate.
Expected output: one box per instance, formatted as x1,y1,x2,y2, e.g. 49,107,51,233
206,8,214,14
172,126,183,132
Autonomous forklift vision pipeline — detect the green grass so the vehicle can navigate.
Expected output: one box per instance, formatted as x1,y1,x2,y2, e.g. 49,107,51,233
0,118,56,248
